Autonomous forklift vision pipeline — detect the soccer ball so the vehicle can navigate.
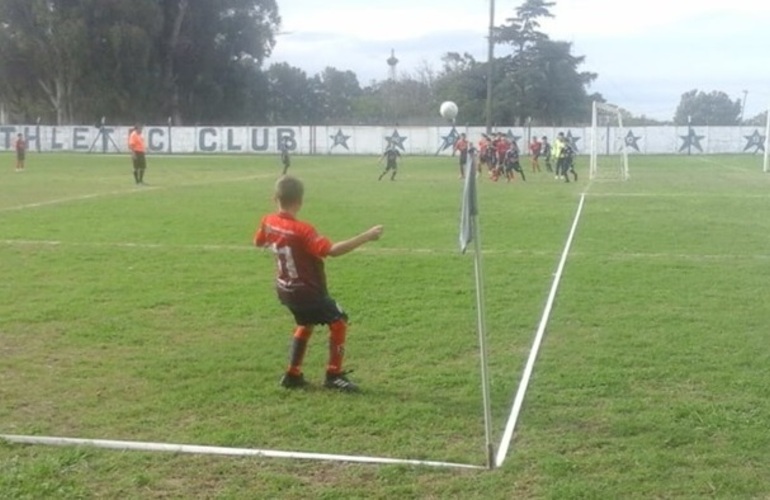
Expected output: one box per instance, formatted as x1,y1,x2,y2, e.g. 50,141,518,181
440,101,458,121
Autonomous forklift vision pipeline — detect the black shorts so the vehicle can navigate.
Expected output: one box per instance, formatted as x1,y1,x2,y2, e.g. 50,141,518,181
16,151,25,161
281,152,290,167
132,152,146,170
286,296,348,326
385,161,397,170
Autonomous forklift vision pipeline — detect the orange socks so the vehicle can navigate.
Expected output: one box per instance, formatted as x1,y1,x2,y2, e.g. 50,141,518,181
326,320,347,375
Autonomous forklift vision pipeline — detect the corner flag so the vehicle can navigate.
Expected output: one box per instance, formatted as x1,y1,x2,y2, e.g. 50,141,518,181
457,146,494,468
459,149,477,253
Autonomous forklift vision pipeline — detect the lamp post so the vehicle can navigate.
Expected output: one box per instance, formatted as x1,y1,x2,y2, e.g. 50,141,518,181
741,90,748,123
485,0,495,135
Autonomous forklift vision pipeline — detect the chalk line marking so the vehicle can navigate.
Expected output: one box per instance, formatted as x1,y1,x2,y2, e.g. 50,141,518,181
0,174,274,213
0,434,483,470
1,239,767,262
495,192,587,467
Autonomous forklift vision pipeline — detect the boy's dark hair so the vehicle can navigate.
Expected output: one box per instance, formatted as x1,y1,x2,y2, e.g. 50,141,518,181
275,175,304,206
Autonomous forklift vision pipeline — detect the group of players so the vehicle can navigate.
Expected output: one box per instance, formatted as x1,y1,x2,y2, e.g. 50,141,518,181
453,131,578,183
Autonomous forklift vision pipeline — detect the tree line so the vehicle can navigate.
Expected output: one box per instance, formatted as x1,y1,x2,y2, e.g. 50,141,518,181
0,0,758,127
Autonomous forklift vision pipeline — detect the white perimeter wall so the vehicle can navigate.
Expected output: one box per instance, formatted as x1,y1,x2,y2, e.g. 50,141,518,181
0,124,765,155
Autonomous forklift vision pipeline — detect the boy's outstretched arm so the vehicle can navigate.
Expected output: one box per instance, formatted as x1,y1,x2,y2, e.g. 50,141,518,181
328,225,383,257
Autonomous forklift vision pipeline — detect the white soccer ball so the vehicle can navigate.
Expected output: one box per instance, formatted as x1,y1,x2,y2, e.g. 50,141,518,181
440,101,458,120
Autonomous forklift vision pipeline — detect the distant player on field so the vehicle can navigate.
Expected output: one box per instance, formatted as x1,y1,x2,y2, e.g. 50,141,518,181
478,134,491,176
503,140,526,182
494,132,509,170
14,133,27,172
453,132,469,179
128,124,147,185
555,132,577,183
541,136,553,173
254,175,384,392
280,137,291,175
378,145,401,181
529,137,542,172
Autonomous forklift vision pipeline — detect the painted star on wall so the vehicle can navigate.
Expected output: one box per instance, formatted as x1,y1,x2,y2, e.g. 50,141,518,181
438,127,460,153
386,129,408,151
678,128,705,153
330,128,351,150
624,130,642,152
743,129,766,153
565,130,581,152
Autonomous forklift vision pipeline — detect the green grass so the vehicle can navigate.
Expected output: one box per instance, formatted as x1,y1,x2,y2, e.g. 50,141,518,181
1,151,770,498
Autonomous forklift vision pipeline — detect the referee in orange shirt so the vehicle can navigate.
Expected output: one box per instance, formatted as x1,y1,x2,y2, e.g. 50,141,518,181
128,124,147,185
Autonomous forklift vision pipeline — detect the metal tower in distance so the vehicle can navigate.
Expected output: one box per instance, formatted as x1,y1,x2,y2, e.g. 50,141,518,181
387,49,399,81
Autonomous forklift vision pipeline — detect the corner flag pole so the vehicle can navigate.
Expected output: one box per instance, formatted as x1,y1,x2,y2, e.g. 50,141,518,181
459,149,494,469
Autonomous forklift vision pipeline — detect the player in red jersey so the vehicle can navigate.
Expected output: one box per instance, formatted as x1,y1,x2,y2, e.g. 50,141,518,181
453,133,469,179
478,134,491,176
529,137,542,172
254,175,383,392
494,132,509,170
15,133,27,171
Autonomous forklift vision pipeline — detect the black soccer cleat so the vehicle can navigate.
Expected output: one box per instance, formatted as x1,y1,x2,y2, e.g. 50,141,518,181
324,371,359,393
280,372,308,389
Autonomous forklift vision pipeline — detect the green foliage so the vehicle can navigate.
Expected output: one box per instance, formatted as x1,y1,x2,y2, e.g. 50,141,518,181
432,53,488,125
744,110,767,127
492,0,597,126
674,89,742,126
0,0,280,125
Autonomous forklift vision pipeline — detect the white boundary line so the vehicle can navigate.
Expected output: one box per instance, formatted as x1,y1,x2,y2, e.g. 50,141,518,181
494,193,587,467
0,174,273,213
0,188,160,212
2,239,768,261
0,434,483,470
586,192,770,199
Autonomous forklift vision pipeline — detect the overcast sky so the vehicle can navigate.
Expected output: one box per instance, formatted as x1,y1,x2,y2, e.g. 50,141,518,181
268,0,770,122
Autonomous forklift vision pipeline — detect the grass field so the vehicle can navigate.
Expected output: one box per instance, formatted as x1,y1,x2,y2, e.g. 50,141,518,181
1,151,769,498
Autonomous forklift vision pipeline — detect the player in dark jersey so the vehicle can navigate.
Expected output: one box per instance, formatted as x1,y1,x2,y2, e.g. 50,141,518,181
378,146,401,181
541,136,553,173
503,141,526,182
280,137,291,175
555,132,577,183
15,133,27,171
254,176,383,392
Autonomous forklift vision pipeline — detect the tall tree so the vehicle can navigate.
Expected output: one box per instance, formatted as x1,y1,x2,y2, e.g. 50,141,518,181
494,0,596,125
265,62,319,124
0,0,90,124
432,52,488,125
161,0,280,124
0,0,281,124
674,89,742,126
316,67,361,123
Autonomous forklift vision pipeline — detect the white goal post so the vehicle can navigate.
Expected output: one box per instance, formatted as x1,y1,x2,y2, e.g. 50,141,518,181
590,101,630,181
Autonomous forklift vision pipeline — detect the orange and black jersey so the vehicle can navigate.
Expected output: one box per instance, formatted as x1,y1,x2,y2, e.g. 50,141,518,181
128,129,145,154
254,212,333,304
